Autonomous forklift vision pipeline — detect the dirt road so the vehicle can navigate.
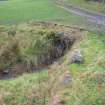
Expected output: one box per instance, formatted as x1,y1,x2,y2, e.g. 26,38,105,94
56,1,105,28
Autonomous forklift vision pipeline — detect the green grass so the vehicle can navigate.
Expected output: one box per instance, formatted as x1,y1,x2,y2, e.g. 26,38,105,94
70,32,105,73
0,0,104,33
66,0,105,13
0,0,84,25
0,71,49,105
61,76,105,105
63,32,105,105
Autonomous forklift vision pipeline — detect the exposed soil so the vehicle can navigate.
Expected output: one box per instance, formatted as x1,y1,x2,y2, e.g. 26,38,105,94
0,22,84,79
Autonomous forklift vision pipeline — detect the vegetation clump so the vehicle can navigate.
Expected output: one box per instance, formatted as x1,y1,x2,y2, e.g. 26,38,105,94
0,22,78,78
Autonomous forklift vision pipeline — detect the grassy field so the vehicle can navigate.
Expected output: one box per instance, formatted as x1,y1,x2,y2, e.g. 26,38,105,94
66,0,105,13
0,0,104,33
0,0,84,25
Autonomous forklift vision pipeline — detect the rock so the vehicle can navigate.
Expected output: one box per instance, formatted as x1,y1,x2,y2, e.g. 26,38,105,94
71,50,83,64
8,30,16,36
60,71,72,86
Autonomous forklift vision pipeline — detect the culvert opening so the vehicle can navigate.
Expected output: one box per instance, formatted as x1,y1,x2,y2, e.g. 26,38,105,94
0,22,83,79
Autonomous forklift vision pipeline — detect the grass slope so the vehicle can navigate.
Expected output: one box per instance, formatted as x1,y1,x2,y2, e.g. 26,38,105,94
70,32,105,73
